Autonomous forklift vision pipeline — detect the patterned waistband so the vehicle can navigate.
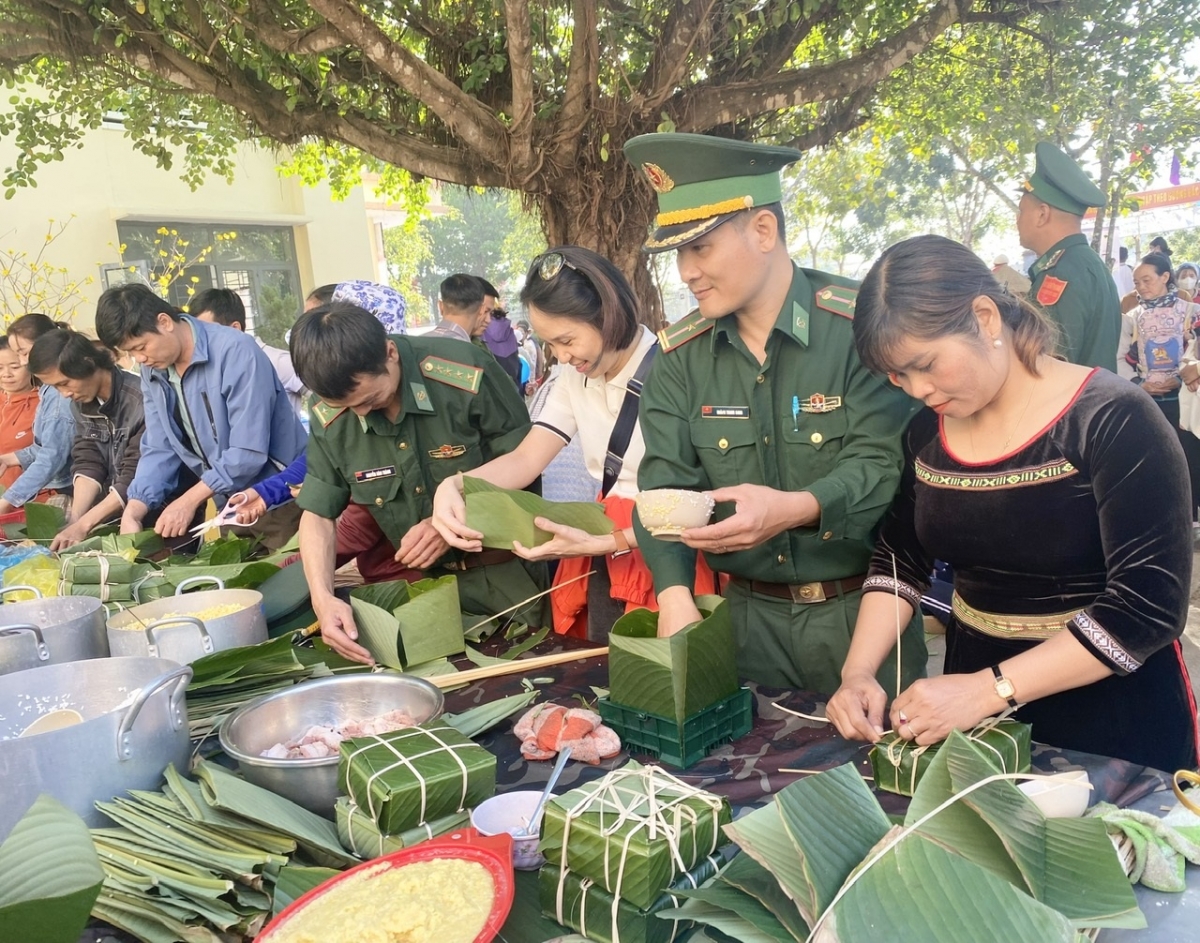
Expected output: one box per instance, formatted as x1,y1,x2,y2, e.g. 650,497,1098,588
951,592,1081,640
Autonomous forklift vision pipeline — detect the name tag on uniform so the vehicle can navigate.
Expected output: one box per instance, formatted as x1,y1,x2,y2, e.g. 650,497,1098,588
354,465,396,482
701,405,750,419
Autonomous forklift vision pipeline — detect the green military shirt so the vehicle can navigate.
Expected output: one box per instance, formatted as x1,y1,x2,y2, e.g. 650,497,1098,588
635,264,919,592
1028,233,1120,369
297,333,530,556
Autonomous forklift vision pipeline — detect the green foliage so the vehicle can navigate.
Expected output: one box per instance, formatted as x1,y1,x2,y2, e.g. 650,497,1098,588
254,281,301,348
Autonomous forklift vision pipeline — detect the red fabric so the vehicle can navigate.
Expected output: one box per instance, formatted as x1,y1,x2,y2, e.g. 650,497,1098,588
334,502,422,584
0,389,39,489
550,494,716,637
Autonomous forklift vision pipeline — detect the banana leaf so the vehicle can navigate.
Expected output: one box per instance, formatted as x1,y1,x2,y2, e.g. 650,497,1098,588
23,501,66,539
335,799,469,859
907,730,1144,929
442,690,538,738
59,553,139,584
271,866,339,915
667,733,1144,943
714,852,810,940
193,759,358,868
463,475,612,548
161,560,280,590
657,898,788,943
349,576,464,669
0,796,104,943
608,595,739,723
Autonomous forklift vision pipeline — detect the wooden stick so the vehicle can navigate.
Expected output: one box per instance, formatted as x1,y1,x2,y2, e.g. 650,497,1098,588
426,646,609,689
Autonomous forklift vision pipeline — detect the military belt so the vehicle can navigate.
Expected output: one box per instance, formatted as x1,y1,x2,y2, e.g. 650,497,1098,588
438,549,517,572
732,573,866,605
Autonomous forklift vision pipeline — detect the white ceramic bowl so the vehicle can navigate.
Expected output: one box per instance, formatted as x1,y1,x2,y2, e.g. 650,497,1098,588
635,489,715,541
471,790,550,870
1018,769,1092,818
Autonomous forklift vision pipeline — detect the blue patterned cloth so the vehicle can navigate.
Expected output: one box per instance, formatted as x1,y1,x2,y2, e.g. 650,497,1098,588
331,280,408,334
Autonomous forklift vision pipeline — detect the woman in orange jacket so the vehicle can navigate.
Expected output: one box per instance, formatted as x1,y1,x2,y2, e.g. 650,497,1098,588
0,335,39,492
432,247,713,641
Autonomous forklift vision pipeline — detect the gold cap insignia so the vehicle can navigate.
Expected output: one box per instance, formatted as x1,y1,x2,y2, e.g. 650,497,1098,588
642,163,675,193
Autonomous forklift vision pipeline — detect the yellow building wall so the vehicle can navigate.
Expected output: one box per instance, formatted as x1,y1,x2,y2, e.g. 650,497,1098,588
0,121,374,332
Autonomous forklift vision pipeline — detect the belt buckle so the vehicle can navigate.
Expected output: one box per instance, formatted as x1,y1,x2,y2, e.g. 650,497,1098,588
442,559,466,572
789,581,825,604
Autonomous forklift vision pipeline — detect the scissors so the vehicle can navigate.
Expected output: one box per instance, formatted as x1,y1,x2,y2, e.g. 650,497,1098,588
188,491,257,537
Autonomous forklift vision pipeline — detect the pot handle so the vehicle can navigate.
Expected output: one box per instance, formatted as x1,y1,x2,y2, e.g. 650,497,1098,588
141,616,214,659
0,623,49,661
175,575,226,595
0,584,43,601
116,663,193,760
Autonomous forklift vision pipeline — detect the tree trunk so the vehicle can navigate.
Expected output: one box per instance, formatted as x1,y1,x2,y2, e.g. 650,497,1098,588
534,153,665,328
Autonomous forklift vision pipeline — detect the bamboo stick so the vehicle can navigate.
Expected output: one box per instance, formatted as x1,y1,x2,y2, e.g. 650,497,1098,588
426,646,609,689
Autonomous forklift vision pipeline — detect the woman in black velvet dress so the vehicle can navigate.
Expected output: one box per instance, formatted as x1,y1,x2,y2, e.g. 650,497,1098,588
826,234,1198,773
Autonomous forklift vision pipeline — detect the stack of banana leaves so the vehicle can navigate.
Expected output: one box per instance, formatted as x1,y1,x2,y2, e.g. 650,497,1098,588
90,760,354,943
186,633,364,741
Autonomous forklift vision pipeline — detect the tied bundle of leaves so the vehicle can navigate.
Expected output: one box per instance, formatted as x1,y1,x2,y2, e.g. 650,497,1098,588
662,731,1144,942
462,475,612,549
89,762,358,943
0,796,105,943
349,576,465,669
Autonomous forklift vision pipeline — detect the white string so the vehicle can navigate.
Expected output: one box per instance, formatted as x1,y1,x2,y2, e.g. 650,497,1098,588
342,726,474,825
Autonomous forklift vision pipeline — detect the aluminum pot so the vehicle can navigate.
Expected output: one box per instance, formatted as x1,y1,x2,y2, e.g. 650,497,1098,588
0,585,108,676
0,655,192,840
106,575,267,664
219,673,445,818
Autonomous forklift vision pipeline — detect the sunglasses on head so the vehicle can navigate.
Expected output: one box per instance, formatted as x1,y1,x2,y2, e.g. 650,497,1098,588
535,251,582,281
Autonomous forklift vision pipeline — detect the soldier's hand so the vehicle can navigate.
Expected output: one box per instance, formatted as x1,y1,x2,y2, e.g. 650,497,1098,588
513,518,611,560
826,672,888,742
682,484,814,553
396,518,450,570
314,595,374,665
656,587,704,637
431,476,484,552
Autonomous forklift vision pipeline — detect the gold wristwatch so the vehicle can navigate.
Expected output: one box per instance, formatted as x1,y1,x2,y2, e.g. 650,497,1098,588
991,664,1018,709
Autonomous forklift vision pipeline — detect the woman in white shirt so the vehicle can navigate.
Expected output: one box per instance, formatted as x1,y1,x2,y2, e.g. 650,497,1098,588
433,246,713,640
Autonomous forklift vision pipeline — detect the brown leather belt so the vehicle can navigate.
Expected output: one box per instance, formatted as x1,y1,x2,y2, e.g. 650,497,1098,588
440,549,517,571
731,573,867,604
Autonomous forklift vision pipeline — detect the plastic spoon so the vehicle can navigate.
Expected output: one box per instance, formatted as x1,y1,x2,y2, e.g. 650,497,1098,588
518,745,572,837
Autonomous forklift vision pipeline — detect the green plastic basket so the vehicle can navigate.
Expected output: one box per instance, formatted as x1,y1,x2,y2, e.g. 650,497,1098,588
598,687,753,768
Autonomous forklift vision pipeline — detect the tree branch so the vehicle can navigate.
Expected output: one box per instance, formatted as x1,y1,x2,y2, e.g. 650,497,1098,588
234,0,346,55
551,0,596,166
306,0,507,158
636,0,718,112
503,0,534,171
676,0,964,131
940,137,1019,212
778,88,874,152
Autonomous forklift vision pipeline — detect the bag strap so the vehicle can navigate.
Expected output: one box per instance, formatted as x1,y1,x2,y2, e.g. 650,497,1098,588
601,343,659,499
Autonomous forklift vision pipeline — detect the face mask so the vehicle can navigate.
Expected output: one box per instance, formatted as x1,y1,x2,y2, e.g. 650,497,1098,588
1180,276,1198,291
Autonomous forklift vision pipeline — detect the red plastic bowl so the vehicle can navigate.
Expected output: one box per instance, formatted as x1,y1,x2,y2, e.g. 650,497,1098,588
257,828,515,943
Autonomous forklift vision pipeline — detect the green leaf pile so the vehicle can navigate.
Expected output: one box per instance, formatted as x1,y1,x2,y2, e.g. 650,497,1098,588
463,475,611,548
663,732,1144,942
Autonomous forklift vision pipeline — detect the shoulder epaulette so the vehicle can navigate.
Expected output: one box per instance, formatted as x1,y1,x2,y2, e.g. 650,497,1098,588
1042,249,1066,270
813,284,858,320
420,355,483,394
309,398,347,428
658,309,714,352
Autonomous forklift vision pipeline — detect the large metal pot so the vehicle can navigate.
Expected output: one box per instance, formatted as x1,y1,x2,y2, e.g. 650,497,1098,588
0,656,192,840
220,674,445,817
106,575,267,664
0,586,108,676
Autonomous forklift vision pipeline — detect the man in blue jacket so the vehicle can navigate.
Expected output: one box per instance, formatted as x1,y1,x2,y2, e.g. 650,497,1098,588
95,284,307,550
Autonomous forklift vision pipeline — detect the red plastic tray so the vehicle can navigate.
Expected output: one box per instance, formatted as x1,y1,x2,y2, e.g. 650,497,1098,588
257,828,515,942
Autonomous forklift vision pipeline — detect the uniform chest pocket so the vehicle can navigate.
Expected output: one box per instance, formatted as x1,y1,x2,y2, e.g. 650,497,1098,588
782,408,848,450
689,419,760,488
81,423,112,445
348,468,404,509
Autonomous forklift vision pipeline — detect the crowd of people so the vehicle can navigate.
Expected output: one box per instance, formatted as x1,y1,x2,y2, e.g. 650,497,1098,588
2,132,1196,775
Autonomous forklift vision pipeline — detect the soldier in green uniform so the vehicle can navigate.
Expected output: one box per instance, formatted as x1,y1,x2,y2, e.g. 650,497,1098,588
1017,142,1120,370
291,302,547,665
623,132,926,695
